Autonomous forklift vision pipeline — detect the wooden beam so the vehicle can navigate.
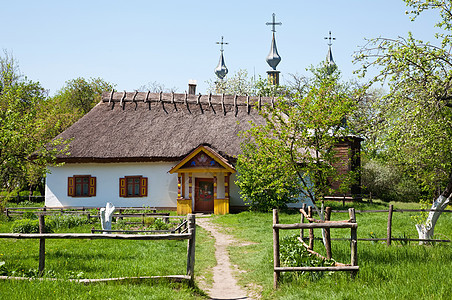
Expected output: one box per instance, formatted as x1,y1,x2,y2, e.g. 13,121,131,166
273,222,357,229
0,233,191,240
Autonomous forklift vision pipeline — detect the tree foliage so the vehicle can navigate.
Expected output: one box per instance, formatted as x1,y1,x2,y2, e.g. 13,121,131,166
236,66,359,211
53,77,115,116
356,0,452,197
355,0,452,239
0,53,69,199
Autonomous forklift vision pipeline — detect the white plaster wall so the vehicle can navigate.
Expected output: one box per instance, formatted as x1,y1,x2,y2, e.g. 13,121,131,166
45,162,177,208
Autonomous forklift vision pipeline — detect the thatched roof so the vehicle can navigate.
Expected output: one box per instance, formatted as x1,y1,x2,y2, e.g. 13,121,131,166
53,92,275,163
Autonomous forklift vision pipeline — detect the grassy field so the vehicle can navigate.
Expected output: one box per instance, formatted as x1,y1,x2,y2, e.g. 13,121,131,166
0,210,215,299
1,201,451,299
212,200,452,299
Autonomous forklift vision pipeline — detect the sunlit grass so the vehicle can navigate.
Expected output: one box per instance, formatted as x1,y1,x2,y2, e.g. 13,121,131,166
214,202,452,299
0,216,214,299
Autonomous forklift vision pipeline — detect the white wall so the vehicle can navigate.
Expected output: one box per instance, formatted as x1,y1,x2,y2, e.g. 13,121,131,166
45,162,178,208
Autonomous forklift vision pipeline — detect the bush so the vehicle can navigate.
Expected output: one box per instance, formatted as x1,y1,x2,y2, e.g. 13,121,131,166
10,218,55,233
48,214,92,229
280,234,335,281
153,218,169,230
362,159,422,202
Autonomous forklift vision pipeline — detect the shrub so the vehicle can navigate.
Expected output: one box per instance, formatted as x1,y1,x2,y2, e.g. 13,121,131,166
153,218,169,230
10,218,55,233
280,234,335,281
47,214,92,229
22,211,37,220
362,159,422,202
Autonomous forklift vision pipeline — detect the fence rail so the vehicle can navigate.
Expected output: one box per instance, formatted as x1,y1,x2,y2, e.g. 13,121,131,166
0,214,196,282
272,207,358,289
331,205,452,245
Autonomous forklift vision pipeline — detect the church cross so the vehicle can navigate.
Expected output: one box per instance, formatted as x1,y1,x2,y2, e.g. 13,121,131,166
325,31,336,46
216,36,228,52
266,13,282,32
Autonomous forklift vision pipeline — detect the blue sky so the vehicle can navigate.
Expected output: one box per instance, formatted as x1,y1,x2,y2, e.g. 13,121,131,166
1,0,441,95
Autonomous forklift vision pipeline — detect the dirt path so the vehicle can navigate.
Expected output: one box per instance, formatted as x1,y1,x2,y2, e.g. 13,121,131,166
196,217,251,300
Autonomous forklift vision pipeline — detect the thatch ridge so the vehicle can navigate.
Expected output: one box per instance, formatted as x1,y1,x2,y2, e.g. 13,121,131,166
54,92,268,163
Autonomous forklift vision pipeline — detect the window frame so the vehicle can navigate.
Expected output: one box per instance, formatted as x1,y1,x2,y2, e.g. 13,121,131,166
119,175,148,197
68,175,96,197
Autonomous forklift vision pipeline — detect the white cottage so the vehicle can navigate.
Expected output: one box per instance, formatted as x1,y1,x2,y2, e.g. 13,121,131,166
45,91,274,214
45,91,362,214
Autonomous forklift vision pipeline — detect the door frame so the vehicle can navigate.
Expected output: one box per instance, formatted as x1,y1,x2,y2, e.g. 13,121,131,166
194,178,214,213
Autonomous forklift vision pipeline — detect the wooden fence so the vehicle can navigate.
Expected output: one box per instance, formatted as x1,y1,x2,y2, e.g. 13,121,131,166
0,214,196,283
332,205,452,245
273,207,359,289
3,207,172,224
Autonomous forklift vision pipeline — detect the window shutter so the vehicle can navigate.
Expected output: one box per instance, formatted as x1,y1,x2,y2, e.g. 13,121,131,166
140,177,148,197
89,177,96,197
68,177,75,196
119,178,126,197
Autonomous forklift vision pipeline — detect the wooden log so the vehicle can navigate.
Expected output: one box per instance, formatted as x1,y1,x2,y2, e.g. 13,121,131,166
0,233,191,240
273,222,357,229
387,204,393,246
91,229,173,234
300,203,306,240
308,206,314,250
274,266,359,272
349,208,358,279
186,214,196,281
76,275,191,284
298,236,328,260
324,207,332,260
273,209,280,289
38,214,45,276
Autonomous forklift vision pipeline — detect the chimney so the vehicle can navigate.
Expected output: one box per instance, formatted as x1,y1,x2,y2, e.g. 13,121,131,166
188,79,197,95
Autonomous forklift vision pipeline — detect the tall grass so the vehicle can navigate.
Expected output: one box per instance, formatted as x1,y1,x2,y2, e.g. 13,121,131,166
213,202,452,299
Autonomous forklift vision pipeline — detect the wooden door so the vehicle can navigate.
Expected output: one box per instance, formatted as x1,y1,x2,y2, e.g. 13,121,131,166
195,178,214,212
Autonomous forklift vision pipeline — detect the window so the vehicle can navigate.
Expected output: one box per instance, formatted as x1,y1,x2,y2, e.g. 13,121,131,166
119,176,148,197
68,175,96,197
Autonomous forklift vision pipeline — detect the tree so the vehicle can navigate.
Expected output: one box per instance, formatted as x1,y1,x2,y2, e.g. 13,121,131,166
207,69,286,96
0,56,64,200
136,81,178,93
236,65,359,212
53,77,115,116
0,52,75,204
355,0,452,240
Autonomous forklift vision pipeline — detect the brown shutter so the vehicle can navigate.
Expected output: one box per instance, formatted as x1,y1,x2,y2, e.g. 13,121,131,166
119,178,126,197
68,177,75,196
140,177,148,197
89,177,96,197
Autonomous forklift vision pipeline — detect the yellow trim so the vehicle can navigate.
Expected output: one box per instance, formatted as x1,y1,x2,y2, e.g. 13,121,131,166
214,199,229,215
169,145,236,174
177,198,192,215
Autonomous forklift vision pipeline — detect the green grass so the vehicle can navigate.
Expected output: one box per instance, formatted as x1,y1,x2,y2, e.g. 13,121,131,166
1,202,452,298
0,214,215,299
213,202,452,299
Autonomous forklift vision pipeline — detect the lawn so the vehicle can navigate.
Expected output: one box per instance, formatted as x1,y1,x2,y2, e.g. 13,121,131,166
0,209,215,299
213,200,452,299
1,201,451,299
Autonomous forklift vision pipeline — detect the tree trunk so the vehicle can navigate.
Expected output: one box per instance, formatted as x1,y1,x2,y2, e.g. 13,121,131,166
415,174,452,243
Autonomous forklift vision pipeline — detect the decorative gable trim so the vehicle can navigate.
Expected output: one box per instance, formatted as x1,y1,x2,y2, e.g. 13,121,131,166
169,145,236,174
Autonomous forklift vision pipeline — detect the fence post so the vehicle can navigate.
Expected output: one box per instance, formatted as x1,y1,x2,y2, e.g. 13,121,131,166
300,203,306,240
308,206,314,250
387,204,393,246
349,208,358,278
186,214,196,281
324,207,332,260
38,214,45,276
273,209,280,289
